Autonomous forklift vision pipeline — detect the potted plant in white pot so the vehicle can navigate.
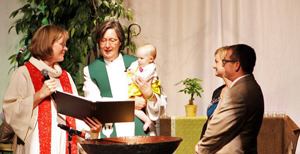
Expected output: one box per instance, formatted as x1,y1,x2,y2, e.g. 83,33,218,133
175,78,204,117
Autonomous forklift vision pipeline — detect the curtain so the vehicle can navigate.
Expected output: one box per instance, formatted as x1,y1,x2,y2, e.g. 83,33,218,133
124,0,300,141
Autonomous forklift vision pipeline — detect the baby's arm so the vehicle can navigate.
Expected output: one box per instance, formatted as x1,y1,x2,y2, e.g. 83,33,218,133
127,68,136,74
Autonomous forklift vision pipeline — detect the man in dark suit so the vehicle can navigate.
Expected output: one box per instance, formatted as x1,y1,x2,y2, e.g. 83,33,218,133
195,44,264,154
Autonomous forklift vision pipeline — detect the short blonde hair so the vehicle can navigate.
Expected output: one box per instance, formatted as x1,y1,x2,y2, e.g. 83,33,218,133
29,24,69,60
138,43,157,59
214,46,228,59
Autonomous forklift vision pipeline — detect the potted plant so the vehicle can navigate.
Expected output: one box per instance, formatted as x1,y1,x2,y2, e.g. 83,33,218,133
175,78,204,117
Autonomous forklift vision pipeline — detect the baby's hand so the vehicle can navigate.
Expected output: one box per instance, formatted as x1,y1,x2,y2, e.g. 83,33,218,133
127,68,135,74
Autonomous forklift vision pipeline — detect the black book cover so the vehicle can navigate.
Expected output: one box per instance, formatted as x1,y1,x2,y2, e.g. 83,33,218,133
56,91,134,123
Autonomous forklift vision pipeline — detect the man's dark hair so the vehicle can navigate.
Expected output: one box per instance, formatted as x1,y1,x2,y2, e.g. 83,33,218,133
228,44,256,74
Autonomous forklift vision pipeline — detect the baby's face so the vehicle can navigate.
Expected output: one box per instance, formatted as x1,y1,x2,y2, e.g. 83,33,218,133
137,49,153,67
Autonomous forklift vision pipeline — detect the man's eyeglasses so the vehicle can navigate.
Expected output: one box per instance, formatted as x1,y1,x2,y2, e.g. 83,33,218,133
100,38,119,45
222,59,237,65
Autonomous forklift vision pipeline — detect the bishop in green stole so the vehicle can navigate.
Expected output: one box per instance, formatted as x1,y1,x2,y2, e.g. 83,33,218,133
88,54,150,138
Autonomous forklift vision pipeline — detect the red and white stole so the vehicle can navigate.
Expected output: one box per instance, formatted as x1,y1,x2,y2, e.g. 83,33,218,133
25,62,77,154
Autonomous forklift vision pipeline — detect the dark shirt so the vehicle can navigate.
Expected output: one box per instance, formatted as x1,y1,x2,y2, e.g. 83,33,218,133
200,84,225,139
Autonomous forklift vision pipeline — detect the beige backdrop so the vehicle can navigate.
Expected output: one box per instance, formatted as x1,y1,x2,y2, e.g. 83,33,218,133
123,0,300,119
0,0,23,111
1,0,300,153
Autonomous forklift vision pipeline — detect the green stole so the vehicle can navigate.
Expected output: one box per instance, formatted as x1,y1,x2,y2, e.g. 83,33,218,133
88,54,150,138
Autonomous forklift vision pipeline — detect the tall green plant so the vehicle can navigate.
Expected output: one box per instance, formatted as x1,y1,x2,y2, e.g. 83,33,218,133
175,78,204,105
8,0,137,95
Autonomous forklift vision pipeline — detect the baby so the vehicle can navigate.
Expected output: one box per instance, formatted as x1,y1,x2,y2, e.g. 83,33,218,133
127,43,161,131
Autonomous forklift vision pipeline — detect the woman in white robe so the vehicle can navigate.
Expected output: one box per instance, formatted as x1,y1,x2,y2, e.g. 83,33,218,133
83,21,167,137
2,25,102,154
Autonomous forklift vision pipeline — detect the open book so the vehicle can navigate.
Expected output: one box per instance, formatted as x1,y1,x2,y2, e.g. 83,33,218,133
56,91,134,123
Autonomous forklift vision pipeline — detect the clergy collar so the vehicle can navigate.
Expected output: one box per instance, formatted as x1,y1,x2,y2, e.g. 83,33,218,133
103,53,123,65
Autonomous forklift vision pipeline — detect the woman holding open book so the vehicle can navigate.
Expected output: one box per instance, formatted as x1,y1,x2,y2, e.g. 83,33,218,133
83,21,167,138
2,25,102,154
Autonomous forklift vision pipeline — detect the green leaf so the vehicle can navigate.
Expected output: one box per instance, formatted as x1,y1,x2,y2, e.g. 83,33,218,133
130,41,136,53
8,54,17,60
84,45,88,55
45,9,50,18
127,11,133,20
129,44,134,53
9,10,19,18
71,28,75,37
121,8,125,18
103,1,109,8
8,67,17,74
24,52,31,60
53,7,59,16
15,24,20,35
8,26,14,33
10,57,16,64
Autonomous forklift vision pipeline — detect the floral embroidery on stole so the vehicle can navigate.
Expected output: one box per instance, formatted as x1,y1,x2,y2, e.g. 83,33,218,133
25,62,77,154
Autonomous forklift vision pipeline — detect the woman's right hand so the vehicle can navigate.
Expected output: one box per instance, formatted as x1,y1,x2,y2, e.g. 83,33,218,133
84,117,102,134
33,79,56,108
